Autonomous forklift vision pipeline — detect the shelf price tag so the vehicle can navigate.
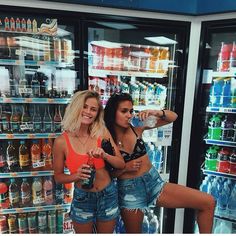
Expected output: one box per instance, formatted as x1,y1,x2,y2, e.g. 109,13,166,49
6,134,14,139
31,171,39,176
48,133,56,138
47,98,54,103
16,208,24,213
63,213,74,234
3,98,12,103
10,172,18,177
25,98,33,103
28,134,36,139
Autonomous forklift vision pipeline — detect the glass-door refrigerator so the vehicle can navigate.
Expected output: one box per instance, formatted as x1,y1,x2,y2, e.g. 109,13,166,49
82,17,190,233
0,11,78,234
185,19,236,233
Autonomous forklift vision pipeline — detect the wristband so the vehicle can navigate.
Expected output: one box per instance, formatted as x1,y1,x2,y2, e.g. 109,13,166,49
160,110,166,120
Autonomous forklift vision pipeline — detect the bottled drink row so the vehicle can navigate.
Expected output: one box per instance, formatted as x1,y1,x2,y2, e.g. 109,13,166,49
0,139,53,172
146,143,163,172
200,176,236,220
208,114,236,142
209,77,236,108
89,41,170,74
0,104,64,134
1,67,76,98
0,210,65,234
89,76,167,107
205,146,236,174
217,42,236,72
0,176,73,209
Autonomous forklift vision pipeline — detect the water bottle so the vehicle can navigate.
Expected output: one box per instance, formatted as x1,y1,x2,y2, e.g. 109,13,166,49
218,182,231,217
129,115,157,128
220,220,232,233
149,215,159,233
227,183,236,218
147,143,155,163
142,215,149,233
199,176,209,193
220,78,231,107
153,145,163,172
209,78,224,107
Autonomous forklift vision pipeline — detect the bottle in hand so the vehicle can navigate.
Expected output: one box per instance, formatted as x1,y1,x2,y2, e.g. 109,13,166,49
81,157,96,189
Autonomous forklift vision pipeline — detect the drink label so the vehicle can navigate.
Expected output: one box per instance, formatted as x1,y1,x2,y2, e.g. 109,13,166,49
33,122,42,132
11,122,19,132
6,155,18,166
53,122,61,132
19,154,30,167
20,123,33,132
44,122,52,132
9,191,19,204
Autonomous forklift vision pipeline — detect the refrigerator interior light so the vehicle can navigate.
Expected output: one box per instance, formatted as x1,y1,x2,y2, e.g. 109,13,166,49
90,40,122,48
145,36,177,45
96,22,137,30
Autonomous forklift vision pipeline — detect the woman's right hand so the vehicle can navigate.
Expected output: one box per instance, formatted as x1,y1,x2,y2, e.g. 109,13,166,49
125,159,142,172
75,164,91,181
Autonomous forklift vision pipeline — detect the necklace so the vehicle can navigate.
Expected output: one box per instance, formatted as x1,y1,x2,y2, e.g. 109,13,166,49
76,134,90,145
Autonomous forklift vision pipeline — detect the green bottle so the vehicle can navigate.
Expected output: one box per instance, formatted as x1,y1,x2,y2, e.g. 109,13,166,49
208,115,222,140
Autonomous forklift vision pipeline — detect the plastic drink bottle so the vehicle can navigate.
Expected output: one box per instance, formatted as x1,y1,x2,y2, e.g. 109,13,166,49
55,183,64,204
221,116,234,141
218,182,230,216
0,144,8,173
19,140,30,171
130,115,157,128
9,178,20,208
64,183,73,203
229,150,236,174
208,115,222,140
31,140,41,170
38,211,47,234
205,146,218,171
42,139,52,170
220,78,231,107
217,148,230,173
32,177,43,206
6,141,19,172
149,215,159,233
20,178,32,207
227,183,236,218
0,179,9,208
43,176,54,205
142,215,149,233
18,213,28,234
81,157,96,189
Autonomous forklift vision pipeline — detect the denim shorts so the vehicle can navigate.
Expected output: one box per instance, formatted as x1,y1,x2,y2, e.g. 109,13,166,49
117,166,166,210
70,180,119,224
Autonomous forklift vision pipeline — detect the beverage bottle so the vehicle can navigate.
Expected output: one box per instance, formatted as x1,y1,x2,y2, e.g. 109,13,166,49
15,18,21,32
20,178,32,207
19,140,30,171
21,18,26,32
38,211,47,233
43,105,53,133
42,139,53,170
32,105,42,133
53,38,62,62
81,157,96,189
18,77,28,98
27,212,37,233
6,141,19,172
220,78,231,107
0,215,8,233
149,215,159,233
53,105,62,132
10,105,20,133
64,183,73,203
9,76,16,97
0,179,9,208
9,178,20,208
205,146,218,171
208,177,220,213
218,181,231,216
43,176,54,205
230,41,236,70
18,213,28,234
26,18,32,33
153,145,163,172
1,108,11,134
142,215,149,233
221,115,234,141
218,42,231,72
55,183,64,204
229,150,236,174
44,39,51,61
217,148,230,173
31,140,41,170
32,19,38,33
130,115,157,128
7,214,18,234
31,75,40,97
56,210,64,233
233,121,236,142
20,104,33,133
199,176,209,193
48,210,56,233
10,17,15,31
208,114,222,140
209,78,224,107
4,17,10,31
227,183,236,218
32,177,43,206
0,144,8,173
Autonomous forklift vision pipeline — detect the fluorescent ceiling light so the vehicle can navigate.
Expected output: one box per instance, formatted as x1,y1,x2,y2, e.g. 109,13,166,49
96,22,137,30
57,28,71,37
145,36,177,45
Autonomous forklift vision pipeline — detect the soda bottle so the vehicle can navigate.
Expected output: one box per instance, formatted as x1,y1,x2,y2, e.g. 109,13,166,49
6,141,19,172
217,148,230,173
31,140,41,170
205,146,218,171
32,177,43,206
19,140,30,171
20,104,33,133
26,18,32,33
32,19,38,33
217,42,231,72
20,178,32,207
0,179,9,209
32,105,42,133
15,18,21,32
220,78,231,107
21,18,26,32
18,77,28,98
221,115,234,141
64,183,73,203
7,214,18,234
43,105,53,133
48,211,56,233
229,150,236,174
10,17,15,31
42,139,52,170
27,212,37,233
81,157,96,189
9,178,20,208
56,210,64,233
31,75,40,98
38,211,47,233
4,17,10,31
0,144,8,173
0,215,8,233
208,114,222,140
43,176,54,205
53,105,62,132
18,213,28,234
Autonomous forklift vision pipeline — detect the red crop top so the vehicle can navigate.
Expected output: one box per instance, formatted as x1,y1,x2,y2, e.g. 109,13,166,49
63,132,105,174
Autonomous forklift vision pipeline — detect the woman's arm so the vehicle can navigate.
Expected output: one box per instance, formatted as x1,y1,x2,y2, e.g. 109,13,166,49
53,136,90,184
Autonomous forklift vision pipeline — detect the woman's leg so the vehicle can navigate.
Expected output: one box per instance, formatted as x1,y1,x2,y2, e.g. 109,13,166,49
72,221,93,233
121,208,144,233
96,219,116,233
157,183,215,233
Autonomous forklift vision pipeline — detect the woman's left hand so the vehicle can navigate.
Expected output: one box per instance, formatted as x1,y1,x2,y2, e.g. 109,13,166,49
87,147,106,159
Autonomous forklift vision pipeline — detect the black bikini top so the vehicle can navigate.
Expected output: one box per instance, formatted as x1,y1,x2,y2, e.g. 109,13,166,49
120,126,147,163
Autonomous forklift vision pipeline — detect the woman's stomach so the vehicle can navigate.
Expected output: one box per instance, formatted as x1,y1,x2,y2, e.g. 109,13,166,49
76,167,111,192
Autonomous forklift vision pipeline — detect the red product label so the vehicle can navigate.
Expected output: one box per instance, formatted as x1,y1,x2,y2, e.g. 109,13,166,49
217,160,229,173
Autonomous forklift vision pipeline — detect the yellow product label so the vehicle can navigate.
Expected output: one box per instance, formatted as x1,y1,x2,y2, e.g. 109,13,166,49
19,154,30,166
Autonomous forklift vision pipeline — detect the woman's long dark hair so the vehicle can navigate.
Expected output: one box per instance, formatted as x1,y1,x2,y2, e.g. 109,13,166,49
104,93,133,143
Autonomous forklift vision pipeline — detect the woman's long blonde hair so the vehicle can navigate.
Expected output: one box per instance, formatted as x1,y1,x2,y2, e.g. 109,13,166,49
62,90,105,138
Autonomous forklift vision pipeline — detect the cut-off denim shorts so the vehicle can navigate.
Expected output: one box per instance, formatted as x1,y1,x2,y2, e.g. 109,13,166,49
117,166,166,211
70,180,119,224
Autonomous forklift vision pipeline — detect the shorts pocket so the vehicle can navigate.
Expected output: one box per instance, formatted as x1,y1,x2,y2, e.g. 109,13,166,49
74,188,89,203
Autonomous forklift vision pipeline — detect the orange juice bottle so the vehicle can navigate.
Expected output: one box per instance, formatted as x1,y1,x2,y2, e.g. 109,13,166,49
42,139,52,170
31,140,41,170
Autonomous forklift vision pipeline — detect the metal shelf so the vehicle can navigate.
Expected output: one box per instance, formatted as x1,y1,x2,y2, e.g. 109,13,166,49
206,107,236,114
0,132,61,139
0,204,71,214
204,139,236,148
202,169,236,180
0,97,71,104
215,214,236,223
0,170,54,178
211,71,236,77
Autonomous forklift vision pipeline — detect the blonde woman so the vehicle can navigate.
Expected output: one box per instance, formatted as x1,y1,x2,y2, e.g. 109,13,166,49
53,90,125,233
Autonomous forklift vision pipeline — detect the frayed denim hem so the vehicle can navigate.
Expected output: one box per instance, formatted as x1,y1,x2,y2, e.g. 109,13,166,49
119,207,148,214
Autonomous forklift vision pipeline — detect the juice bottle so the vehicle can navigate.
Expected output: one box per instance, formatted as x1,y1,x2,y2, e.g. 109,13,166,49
18,213,28,234
32,177,43,206
7,214,18,234
43,176,54,205
53,105,62,132
32,105,42,133
42,139,52,170
0,215,8,233
6,141,19,172
9,178,20,208
0,179,9,209
27,212,37,233
10,105,20,133
205,146,218,171
21,104,33,133
31,140,41,170
20,178,32,207
19,140,30,171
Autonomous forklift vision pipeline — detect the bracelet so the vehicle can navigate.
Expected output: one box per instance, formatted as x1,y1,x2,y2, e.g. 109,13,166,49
160,110,166,120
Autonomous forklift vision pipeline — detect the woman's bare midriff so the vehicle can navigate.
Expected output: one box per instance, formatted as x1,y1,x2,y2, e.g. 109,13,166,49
76,168,111,192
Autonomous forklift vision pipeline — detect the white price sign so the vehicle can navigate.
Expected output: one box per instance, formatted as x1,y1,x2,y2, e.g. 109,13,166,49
63,213,74,234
